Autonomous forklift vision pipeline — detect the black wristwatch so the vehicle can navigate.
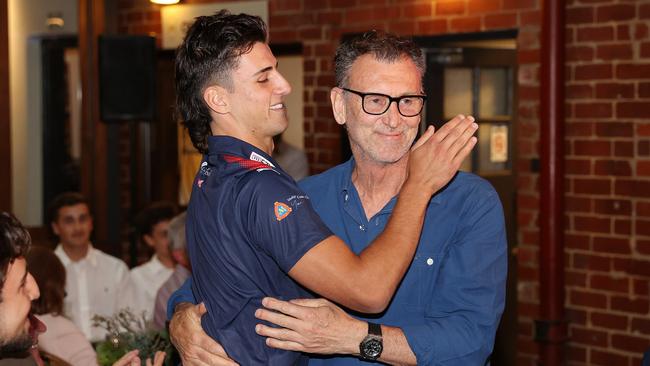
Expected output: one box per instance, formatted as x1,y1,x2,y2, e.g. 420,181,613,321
359,322,383,360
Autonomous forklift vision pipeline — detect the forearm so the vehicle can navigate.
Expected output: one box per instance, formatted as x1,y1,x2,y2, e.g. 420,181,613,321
354,181,431,303
334,320,417,365
379,325,417,366
289,182,433,313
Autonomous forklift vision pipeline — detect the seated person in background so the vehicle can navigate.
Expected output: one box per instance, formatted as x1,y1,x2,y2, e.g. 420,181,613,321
273,133,309,180
49,193,129,342
152,212,190,330
118,203,176,323
26,246,97,366
0,212,40,359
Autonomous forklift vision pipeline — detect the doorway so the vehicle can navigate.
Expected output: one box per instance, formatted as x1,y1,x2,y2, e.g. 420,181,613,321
421,34,518,366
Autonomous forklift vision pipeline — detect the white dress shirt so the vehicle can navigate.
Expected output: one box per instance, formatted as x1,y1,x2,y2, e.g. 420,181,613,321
117,255,174,323
54,245,129,342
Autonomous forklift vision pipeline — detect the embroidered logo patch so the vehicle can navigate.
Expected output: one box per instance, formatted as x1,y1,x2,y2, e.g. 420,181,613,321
274,202,292,221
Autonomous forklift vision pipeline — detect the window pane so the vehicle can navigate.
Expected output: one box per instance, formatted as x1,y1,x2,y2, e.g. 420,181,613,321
479,68,509,118
444,67,472,118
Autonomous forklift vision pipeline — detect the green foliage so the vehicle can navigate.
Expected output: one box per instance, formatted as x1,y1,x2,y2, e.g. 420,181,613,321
92,308,171,366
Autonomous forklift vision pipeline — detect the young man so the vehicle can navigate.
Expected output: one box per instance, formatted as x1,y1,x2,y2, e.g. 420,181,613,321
118,202,176,323
49,192,129,342
0,212,40,357
171,30,507,366
172,11,476,365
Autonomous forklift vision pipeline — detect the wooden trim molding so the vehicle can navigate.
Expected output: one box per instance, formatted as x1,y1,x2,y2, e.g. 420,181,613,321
0,0,11,212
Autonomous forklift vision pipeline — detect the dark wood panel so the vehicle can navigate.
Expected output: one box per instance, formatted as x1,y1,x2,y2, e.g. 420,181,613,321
0,0,11,212
79,0,114,256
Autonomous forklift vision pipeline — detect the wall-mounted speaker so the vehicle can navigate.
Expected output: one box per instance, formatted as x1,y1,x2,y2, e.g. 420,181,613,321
99,35,156,122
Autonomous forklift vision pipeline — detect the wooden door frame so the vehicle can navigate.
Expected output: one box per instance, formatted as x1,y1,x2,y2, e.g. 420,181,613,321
420,33,519,366
0,0,11,212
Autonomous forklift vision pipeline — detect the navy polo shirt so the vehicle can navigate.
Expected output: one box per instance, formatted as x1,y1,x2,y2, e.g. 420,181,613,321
186,135,332,365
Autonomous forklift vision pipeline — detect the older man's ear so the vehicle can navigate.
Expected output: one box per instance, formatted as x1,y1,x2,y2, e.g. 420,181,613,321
330,88,347,126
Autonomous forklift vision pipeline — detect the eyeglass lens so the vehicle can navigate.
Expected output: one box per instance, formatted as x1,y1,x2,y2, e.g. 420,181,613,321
363,94,424,117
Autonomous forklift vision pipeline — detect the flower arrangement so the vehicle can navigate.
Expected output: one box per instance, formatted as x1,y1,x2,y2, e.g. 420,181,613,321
92,308,171,366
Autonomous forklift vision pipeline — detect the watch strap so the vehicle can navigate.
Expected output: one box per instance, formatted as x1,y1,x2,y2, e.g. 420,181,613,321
368,322,382,337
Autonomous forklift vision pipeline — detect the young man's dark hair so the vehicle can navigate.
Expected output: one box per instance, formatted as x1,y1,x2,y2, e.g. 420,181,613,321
46,192,90,224
134,202,176,240
0,212,31,297
175,9,267,154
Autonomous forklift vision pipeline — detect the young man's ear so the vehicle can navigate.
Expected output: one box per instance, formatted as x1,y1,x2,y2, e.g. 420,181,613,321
51,222,60,236
330,87,347,126
143,234,155,248
204,85,230,114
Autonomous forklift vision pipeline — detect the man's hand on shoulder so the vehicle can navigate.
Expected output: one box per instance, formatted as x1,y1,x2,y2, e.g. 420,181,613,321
254,297,365,355
169,302,238,366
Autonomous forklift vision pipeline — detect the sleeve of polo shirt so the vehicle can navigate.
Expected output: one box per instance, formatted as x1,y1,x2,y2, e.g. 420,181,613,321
401,187,508,365
241,170,333,273
166,277,196,321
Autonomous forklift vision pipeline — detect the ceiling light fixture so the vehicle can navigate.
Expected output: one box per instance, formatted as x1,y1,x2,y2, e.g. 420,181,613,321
150,0,180,4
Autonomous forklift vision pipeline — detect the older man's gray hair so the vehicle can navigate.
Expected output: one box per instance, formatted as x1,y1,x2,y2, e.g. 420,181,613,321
168,212,186,252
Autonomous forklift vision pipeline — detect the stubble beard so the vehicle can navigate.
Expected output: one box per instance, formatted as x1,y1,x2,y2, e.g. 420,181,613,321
0,333,33,357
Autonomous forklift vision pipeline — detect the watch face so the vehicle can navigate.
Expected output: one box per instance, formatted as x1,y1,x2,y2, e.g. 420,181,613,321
362,339,383,359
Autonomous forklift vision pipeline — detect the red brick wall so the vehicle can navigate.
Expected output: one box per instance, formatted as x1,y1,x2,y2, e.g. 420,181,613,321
564,1,650,365
116,0,650,364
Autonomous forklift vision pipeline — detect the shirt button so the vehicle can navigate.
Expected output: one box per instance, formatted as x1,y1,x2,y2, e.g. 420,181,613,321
426,258,434,266
359,225,365,231
344,194,349,202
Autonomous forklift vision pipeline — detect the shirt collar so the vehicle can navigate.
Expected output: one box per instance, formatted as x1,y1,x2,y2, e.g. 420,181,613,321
207,135,276,167
54,244,98,267
339,157,443,213
147,254,170,274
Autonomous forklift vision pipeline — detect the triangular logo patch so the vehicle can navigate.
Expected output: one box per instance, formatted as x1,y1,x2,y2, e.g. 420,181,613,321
274,202,292,221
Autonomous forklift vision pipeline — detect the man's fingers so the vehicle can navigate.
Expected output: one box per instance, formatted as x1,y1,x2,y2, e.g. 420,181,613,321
255,308,302,330
185,347,238,366
196,302,208,316
262,297,309,319
112,350,140,366
431,114,465,142
411,125,435,151
265,337,305,352
445,119,478,157
453,136,478,165
257,323,312,352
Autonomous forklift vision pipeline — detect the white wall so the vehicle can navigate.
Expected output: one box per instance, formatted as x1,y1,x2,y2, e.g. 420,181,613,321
9,0,77,225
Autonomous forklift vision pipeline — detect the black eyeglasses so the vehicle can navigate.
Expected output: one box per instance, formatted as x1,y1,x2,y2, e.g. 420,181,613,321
340,87,427,117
